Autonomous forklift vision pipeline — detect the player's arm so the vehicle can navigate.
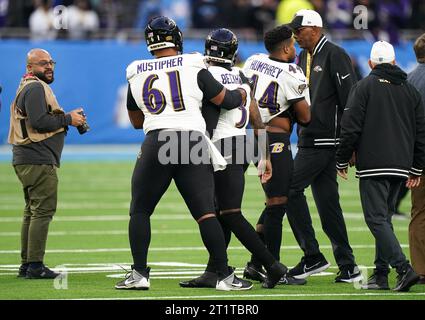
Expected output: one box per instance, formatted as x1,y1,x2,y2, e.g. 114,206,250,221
197,69,247,110
248,98,264,130
291,98,311,126
126,84,144,129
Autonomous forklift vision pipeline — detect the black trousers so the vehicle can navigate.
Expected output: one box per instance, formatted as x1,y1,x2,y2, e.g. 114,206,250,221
359,177,407,271
286,147,355,267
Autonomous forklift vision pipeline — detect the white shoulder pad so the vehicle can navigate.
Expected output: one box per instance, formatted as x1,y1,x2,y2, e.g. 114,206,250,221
281,63,307,83
126,60,142,81
183,52,208,69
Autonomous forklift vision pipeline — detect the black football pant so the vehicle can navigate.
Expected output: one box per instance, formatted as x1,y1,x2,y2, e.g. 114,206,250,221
129,130,229,276
359,177,408,272
286,147,356,268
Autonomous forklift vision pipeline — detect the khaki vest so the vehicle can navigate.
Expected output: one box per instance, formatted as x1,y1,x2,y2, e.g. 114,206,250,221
8,76,65,145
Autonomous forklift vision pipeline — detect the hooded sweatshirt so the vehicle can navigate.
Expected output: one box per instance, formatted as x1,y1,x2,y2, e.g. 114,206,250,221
336,63,425,178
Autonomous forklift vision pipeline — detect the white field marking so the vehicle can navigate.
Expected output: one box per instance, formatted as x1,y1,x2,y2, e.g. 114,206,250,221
65,292,425,300
0,212,372,223
0,226,408,237
0,244,409,254
105,271,336,279
0,229,199,237
0,200,366,211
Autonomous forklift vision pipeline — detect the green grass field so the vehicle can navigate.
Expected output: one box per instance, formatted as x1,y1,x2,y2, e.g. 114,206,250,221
0,161,424,300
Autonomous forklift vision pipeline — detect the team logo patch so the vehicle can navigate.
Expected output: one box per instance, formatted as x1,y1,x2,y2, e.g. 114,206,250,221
313,65,323,72
298,83,307,94
270,143,285,154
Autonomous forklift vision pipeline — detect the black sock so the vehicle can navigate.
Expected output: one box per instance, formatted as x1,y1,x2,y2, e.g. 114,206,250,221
263,204,286,261
250,208,267,268
129,213,151,273
198,217,229,277
221,211,275,270
205,216,232,273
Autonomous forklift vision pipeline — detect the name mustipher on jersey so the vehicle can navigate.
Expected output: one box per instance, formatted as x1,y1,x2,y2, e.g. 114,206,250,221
136,56,183,73
248,59,284,79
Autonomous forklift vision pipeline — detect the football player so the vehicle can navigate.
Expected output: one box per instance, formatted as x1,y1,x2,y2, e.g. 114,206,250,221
242,25,311,284
179,28,288,289
115,16,250,291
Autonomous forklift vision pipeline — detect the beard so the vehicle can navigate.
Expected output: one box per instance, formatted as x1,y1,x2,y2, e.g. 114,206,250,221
33,70,54,84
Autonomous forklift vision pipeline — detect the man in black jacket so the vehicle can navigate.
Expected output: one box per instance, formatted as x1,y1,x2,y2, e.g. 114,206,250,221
286,9,360,282
336,40,425,292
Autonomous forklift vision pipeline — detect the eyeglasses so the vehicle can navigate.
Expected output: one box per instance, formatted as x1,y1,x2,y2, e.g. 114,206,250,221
30,60,57,67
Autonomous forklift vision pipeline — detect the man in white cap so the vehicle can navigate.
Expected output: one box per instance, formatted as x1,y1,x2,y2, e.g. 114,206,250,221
336,40,425,292
286,9,361,283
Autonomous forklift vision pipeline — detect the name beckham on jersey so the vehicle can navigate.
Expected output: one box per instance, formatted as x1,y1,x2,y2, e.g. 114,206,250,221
221,73,242,85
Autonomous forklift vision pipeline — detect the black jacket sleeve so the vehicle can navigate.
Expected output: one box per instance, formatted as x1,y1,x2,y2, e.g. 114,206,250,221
330,47,357,111
412,94,425,176
23,82,70,132
336,82,367,169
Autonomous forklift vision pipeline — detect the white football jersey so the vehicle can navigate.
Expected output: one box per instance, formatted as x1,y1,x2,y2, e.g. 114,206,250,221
243,53,309,123
208,65,251,142
126,53,208,134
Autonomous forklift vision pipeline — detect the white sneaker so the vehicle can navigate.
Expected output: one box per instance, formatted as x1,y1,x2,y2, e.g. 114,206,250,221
216,272,253,291
115,267,150,290
216,273,235,291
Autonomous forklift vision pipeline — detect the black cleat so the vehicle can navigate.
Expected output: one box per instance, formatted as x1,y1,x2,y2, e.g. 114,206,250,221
287,255,330,279
393,264,419,292
335,265,363,283
26,265,60,279
243,262,267,282
278,274,307,285
17,264,29,278
262,262,288,289
179,271,217,288
361,269,390,290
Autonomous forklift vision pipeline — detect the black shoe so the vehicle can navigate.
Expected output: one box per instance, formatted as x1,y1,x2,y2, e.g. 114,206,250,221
418,276,425,285
17,264,29,278
361,269,390,290
287,255,331,279
243,262,266,282
231,274,253,291
335,265,363,283
393,264,419,292
26,265,60,279
262,262,288,289
179,271,217,288
278,274,307,285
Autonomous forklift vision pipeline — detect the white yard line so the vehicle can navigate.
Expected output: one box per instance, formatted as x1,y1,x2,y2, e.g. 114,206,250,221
0,244,409,254
0,226,408,237
66,292,425,300
0,212,375,223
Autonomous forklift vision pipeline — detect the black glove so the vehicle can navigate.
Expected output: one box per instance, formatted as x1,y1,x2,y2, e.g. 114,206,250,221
239,71,255,92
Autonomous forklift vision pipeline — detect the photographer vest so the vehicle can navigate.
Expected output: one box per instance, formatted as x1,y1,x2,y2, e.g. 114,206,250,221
8,75,65,145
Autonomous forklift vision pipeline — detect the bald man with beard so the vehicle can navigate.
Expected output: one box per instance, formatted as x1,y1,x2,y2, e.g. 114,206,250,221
8,49,86,279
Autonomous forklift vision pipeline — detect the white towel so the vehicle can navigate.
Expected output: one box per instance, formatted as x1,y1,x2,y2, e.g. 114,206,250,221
204,134,227,172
